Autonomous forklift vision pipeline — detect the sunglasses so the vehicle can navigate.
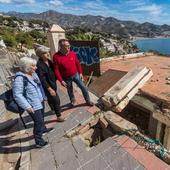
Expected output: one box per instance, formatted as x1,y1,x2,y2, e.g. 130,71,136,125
63,45,70,48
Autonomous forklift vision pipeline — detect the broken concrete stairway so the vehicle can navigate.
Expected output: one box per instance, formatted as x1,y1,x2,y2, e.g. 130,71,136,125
102,66,153,112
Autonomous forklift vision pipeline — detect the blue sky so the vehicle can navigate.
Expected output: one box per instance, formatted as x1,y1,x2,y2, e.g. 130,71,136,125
0,0,170,25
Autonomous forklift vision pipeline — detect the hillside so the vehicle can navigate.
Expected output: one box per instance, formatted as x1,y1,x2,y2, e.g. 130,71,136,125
6,10,170,38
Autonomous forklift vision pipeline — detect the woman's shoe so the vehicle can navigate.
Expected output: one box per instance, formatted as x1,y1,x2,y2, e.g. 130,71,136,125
36,140,48,148
57,116,65,122
86,101,94,106
70,99,76,107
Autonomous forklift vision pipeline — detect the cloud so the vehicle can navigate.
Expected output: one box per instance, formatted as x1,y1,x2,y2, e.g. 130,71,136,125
130,4,163,15
82,0,118,16
49,0,63,7
0,0,35,4
0,0,11,3
14,0,35,3
121,0,146,6
84,2,106,11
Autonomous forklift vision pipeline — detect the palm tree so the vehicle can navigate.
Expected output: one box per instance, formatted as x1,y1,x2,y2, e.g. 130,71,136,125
67,33,98,41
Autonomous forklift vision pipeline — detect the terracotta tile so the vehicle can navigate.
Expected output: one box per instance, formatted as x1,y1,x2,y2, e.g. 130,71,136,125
45,115,57,128
117,136,170,170
87,106,100,114
78,124,90,134
61,108,77,118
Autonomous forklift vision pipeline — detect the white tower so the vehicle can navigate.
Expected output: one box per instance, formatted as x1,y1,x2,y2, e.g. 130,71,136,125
47,24,65,56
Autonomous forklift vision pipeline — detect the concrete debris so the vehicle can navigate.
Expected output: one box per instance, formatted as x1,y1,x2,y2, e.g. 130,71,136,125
102,66,153,112
104,111,138,133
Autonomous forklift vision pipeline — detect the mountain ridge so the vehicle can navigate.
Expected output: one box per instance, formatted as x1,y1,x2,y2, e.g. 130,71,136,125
4,10,170,38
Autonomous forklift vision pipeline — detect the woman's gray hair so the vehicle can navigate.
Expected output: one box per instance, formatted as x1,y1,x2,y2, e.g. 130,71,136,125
35,46,50,57
18,57,37,73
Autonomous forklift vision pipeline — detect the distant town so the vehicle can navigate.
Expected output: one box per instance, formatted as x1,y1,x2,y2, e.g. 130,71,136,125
0,13,139,57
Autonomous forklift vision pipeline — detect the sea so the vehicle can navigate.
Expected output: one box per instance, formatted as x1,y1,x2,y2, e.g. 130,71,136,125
133,38,170,55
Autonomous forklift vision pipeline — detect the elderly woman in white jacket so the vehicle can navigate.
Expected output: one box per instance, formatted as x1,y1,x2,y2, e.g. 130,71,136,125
13,57,49,147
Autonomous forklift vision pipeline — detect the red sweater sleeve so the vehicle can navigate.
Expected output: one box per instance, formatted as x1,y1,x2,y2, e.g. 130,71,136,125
75,53,82,74
53,55,63,82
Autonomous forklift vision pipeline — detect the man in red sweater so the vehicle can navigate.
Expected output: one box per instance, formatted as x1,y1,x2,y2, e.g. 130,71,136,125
53,39,94,106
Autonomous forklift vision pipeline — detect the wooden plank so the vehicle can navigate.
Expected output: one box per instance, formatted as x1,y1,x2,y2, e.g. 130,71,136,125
113,69,153,112
88,69,126,98
103,66,149,106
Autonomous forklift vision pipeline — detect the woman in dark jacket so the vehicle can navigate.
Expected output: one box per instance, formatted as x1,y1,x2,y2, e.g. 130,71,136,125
36,46,64,122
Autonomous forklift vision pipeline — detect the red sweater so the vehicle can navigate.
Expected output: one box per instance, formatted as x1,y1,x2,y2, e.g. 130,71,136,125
53,51,82,82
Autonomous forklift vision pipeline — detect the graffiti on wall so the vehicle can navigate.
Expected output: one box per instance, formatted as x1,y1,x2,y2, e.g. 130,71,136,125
70,46,99,66
70,41,99,66
70,40,100,76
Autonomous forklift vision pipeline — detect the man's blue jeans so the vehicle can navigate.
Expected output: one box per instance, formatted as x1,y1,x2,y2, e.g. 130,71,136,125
64,73,90,103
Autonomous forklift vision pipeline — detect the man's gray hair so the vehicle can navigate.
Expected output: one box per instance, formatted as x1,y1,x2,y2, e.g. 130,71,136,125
18,57,37,73
58,39,69,48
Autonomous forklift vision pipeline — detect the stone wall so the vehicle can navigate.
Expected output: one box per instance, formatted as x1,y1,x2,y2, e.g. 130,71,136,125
0,49,21,130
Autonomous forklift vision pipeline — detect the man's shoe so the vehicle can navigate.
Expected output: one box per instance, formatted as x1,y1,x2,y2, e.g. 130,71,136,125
57,116,65,122
36,140,48,148
86,101,94,106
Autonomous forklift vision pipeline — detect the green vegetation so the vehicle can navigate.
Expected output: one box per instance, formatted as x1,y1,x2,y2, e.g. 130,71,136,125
0,16,49,50
99,47,115,58
0,27,16,47
16,32,34,48
0,26,47,49
68,33,98,41
67,27,99,41
0,16,3,23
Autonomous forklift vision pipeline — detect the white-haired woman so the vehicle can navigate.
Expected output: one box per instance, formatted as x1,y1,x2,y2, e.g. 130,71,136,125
12,57,48,147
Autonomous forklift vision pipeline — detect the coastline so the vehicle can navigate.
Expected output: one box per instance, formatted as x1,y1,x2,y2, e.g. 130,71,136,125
132,36,170,41
132,37,170,56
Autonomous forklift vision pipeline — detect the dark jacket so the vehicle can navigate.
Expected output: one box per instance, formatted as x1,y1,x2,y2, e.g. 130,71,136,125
36,58,57,93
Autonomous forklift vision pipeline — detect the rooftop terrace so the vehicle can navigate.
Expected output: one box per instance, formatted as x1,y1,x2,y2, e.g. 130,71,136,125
101,55,170,103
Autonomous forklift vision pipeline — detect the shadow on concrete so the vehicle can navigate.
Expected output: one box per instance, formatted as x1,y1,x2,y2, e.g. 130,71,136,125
0,144,37,154
0,110,56,135
45,119,57,124
0,119,18,132
60,102,89,112
0,135,34,147
0,134,37,154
